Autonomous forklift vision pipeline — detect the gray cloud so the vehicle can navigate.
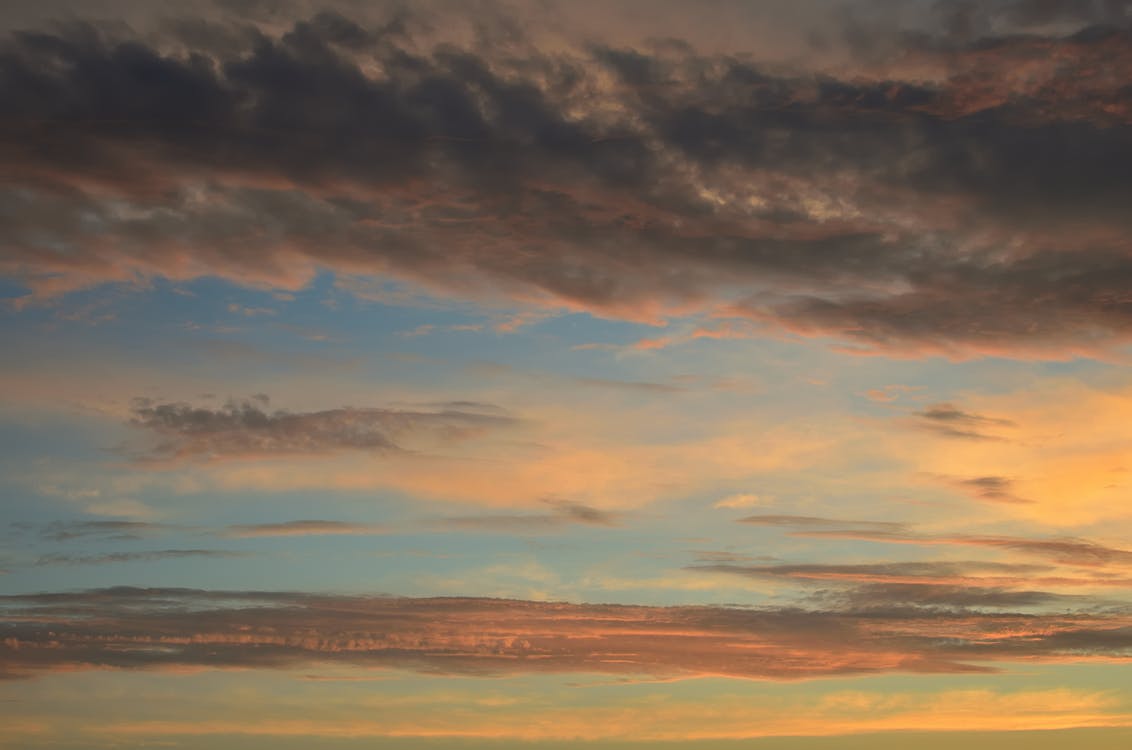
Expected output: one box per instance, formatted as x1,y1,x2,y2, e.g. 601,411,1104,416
128,396,516,461
912,403,1015,441
3,11,1132,356
950,475,1031,503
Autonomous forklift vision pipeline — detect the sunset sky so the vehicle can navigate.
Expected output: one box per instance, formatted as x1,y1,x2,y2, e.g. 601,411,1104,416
3,1,1132,747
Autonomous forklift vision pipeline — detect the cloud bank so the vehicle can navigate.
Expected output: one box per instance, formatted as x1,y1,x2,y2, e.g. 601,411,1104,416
2,587,1131,682
4,6,1132,357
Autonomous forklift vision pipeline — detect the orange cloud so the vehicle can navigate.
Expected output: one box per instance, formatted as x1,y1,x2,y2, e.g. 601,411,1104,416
3,588,1132,683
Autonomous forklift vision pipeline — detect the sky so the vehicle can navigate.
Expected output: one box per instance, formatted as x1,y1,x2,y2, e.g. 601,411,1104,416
3,0,1132,747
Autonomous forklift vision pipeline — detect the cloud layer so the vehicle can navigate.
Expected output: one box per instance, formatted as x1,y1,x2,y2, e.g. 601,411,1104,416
2,587,1131,682
4,6,1132,356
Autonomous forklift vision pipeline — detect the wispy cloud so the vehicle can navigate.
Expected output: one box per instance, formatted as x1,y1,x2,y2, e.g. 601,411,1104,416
736,515,908,533
433,500,619,533
792,529,1132,569
127,396,517,462
713,493,766,509
39,520,175,542
732,512,1132,569
912,404,1015,441
224,520,390,538
948,475,1032,504
34,550,245,567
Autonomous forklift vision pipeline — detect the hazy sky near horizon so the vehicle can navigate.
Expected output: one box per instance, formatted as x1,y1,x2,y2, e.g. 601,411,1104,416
3,0,1132,747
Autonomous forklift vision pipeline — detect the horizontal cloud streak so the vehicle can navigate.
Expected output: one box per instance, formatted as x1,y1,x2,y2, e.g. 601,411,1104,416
128,396,517,461
38,520,173,542
2,587,1131,682
736,515,907,533
224,520,390,538
797,530,1132,568
913,404,1015,441
435,500,619,532
740,514,1132,569
34,550,244,566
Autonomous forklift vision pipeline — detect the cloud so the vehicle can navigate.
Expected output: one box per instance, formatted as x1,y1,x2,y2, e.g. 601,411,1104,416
949,475,1032,504
34,550,244,566
2,587,1131,683
433,499,619,532
788,528,1132,569
735,514,907,533
128,396,517,461
4,12,1132,357
813,582,1085,611
224,520,390,538
691,559,1053,587
39,520,174,542
913,404,1015,441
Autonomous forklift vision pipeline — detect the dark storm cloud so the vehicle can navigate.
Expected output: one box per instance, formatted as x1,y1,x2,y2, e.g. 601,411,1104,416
128,396,516,461
4,9,1132,356
2,587,1130,682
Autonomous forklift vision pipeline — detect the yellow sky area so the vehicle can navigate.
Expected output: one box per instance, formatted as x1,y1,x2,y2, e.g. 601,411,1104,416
190,413,841,510
21,687,1126,743
899,379,1132,527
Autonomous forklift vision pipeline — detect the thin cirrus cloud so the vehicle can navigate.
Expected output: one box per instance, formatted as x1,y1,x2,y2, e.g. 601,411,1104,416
734,512,1132,570
688,558,1132,611
790,530,1132,569
127,395,518,462
34,550,245,567
38,520,175,542
223,520,391,538
4,8,1132,357
689,559,1057,587
735,514,908,533
735,512,1132,569
433,499,620,533
3,587,1132,683
911,403,1016,441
